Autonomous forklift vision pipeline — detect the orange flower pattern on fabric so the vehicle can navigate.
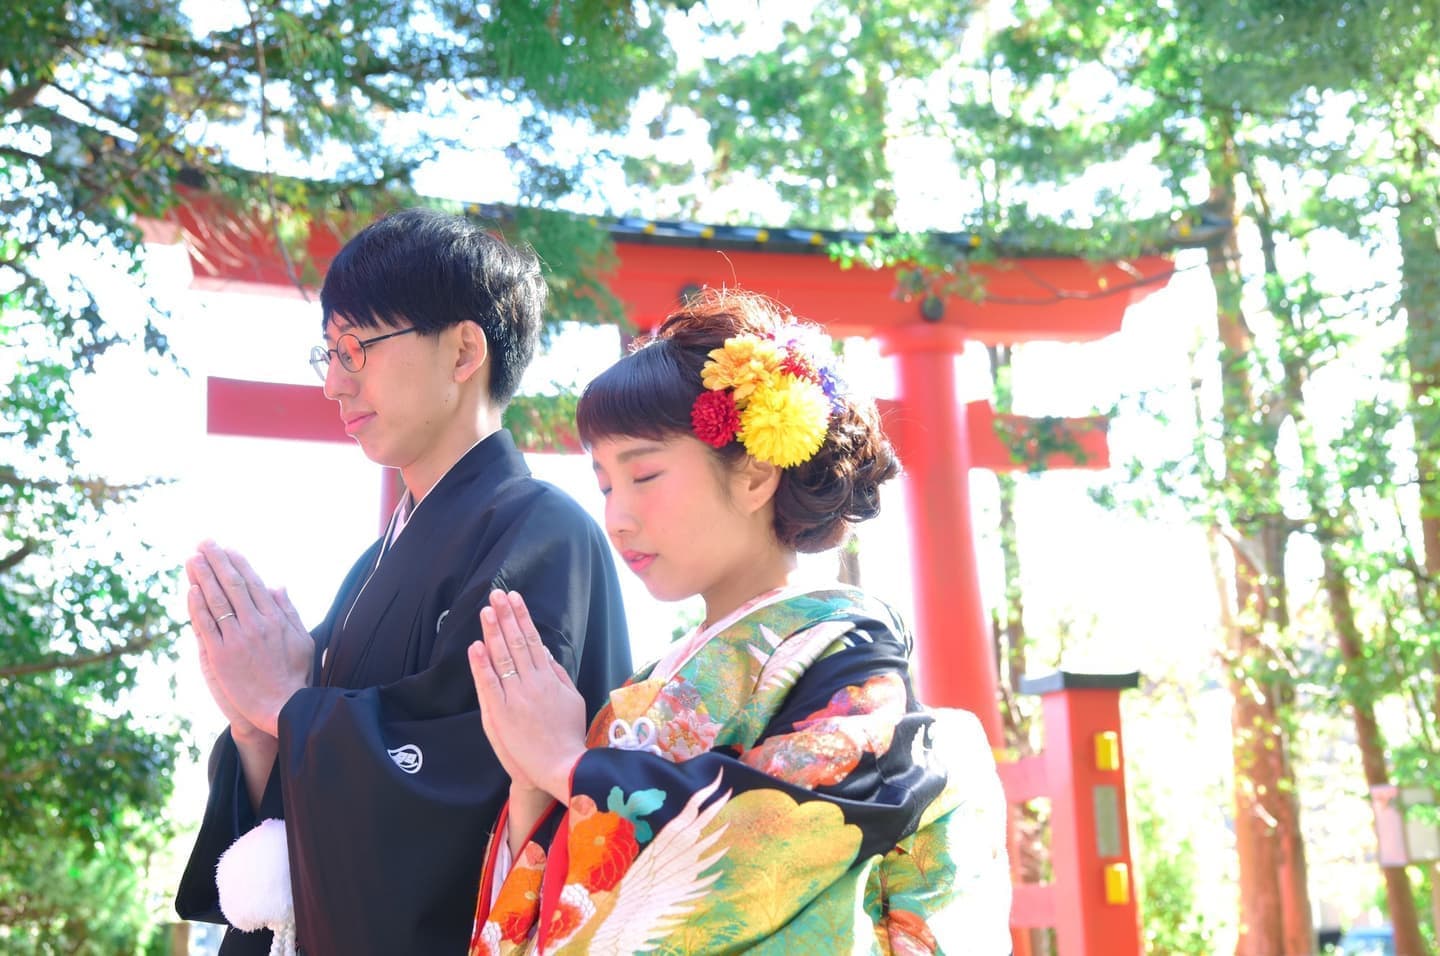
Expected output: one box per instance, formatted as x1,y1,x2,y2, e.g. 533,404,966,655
798,673,906,731
566,811,639,892
469,840,546,956
491,843,545,941
568,792,599,821
470,921,500,956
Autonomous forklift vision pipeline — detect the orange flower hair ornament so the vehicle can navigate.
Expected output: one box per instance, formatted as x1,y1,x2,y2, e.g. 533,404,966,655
691,332,844,468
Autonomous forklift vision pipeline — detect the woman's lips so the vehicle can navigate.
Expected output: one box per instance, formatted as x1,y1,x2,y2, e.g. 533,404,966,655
622,550,655,573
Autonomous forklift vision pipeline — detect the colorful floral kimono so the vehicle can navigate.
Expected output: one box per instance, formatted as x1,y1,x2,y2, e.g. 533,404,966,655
470,586,1011,955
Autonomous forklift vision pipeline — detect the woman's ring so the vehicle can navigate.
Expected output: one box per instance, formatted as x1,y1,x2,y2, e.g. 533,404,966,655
215,611,237,624
498,669,519,680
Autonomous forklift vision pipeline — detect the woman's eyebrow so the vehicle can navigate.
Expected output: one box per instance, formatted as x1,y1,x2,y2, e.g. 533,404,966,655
614,444,667,464
592,444,667,471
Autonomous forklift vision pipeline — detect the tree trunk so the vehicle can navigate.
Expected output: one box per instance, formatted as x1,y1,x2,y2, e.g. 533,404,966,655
170,922,189,956
1322,548,1428,956
1220,544,1310,956
1399,194,1440,703
1205,139,1314,956
1247,167,1430,955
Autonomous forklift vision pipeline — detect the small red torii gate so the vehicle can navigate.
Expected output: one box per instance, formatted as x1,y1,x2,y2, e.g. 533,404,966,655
152,193,1173,955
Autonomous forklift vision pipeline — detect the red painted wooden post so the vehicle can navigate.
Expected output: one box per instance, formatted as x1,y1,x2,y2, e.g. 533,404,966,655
1002,671,1143,956
875,325,1003,745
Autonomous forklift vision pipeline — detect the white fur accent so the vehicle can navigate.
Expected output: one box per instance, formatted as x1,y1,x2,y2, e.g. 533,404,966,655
216,818,297,956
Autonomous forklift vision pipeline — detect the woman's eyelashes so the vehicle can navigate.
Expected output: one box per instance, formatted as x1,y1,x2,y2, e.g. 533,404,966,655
598,472,661,497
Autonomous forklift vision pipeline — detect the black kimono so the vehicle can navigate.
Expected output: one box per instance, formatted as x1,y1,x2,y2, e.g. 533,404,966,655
175,431,632,955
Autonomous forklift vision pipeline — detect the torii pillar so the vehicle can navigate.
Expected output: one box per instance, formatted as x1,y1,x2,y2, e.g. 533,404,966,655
879,325,999,732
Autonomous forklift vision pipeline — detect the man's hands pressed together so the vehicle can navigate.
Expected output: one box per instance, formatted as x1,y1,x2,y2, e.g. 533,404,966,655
186,541,313,739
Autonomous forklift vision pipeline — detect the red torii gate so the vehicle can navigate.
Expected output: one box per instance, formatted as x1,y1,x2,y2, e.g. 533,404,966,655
153,194,1173,955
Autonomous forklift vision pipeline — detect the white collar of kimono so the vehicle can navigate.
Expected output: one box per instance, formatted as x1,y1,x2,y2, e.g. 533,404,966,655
387,437,486,547
653,581,821,684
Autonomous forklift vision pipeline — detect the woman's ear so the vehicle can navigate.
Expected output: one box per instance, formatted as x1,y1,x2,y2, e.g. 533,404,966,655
453,320,489,384
732,454,781,516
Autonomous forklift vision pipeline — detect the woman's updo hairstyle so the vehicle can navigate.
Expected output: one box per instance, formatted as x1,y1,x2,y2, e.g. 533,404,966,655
575,288,900,553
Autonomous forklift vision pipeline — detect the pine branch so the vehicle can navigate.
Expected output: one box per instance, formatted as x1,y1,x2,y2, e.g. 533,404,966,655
241,0,310,300
0,630,171,680
0,539,37,574
2,80,45,111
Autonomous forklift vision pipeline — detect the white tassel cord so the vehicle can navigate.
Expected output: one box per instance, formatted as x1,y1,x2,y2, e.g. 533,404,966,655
216,818,297,956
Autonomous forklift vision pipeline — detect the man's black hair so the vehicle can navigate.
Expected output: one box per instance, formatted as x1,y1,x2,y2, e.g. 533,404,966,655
320,207,546,405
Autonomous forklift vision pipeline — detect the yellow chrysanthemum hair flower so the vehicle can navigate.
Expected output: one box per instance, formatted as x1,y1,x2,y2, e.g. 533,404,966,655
701,336,781,404
694,331,842,467
737,375,831,468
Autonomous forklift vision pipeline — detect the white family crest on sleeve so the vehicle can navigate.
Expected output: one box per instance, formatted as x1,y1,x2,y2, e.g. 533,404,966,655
216,818,296,956
388,743,424,773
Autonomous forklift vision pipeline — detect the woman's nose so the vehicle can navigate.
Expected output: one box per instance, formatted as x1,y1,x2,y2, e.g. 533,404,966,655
604,493,636,539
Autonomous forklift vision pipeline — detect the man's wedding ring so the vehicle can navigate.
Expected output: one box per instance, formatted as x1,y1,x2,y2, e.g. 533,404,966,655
498,669,518,680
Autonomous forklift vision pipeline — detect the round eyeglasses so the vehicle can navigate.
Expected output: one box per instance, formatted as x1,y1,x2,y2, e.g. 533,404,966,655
309,327,418,381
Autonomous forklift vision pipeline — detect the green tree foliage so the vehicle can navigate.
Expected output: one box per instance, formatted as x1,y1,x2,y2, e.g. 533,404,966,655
1,0,684,947
1132,780,1217,956
683,1,975,228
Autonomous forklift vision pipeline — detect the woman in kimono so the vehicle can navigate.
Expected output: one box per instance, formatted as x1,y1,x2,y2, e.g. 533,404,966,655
467,289,1012,954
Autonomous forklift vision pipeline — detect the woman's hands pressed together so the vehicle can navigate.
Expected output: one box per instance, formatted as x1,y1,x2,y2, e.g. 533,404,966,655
468,589,588,804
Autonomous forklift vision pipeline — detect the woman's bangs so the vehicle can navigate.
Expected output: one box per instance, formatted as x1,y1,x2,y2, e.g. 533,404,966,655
576,344,698,446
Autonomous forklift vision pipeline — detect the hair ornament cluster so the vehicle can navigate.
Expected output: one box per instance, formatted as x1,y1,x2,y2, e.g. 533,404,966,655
692,331,844,468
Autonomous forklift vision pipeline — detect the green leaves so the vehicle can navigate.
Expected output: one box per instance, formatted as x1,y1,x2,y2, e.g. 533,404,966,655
503,391,582,453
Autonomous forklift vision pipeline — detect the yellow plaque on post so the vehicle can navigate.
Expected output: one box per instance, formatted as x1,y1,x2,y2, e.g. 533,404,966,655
1104,862,1130,905
1094,730,1121,771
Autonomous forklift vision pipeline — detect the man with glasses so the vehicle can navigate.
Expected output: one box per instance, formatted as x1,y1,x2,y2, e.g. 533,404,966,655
175,208,632,955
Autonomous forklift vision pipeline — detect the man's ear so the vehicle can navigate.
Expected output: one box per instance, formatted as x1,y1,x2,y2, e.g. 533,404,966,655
733,454,781,516
453,320,489,384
